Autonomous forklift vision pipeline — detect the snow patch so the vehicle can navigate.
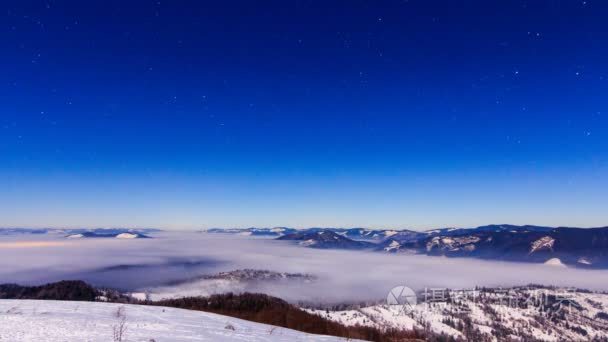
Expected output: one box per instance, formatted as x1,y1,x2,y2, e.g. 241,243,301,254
544,258,566,267
116,233,138,239
384,240,401,252
578,257,592,265
426,236,480,252
530,236,555,253
300,239,317,247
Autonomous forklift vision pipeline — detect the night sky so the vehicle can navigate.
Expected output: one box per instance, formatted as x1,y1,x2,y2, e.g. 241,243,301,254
1,1,607,229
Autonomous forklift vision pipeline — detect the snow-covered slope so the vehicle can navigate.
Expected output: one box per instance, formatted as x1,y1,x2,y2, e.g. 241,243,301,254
115,233,139,239
0,300,354,342
66,233,84,239
64,231,150,239
134,269,316,301
530,236,555,253
307,287,608,341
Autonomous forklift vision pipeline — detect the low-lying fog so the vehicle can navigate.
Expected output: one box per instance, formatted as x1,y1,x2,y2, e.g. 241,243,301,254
2,231,608,303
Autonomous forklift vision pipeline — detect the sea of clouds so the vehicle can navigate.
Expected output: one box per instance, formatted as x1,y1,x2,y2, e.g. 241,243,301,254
2,231,608,303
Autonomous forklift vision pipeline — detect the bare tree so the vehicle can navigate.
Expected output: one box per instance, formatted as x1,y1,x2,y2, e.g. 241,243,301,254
112,307,128,342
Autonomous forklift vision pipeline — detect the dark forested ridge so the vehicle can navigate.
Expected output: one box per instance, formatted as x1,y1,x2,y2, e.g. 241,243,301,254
153,292,425,342
0,281,428,341
0,280,98,301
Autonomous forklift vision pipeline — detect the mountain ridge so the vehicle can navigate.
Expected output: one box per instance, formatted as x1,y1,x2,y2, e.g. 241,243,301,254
202,225,608,268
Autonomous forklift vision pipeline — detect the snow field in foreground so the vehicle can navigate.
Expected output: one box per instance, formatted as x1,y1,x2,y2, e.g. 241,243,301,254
0,299,356,342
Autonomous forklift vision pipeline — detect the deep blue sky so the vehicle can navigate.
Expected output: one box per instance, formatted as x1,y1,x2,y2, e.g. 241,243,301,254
1,1,607,229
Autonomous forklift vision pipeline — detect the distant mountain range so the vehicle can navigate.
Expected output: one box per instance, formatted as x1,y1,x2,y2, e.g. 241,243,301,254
276,230,377,250
203,226,400,240
0,228,157,239
66,232,150,239
204,227,298,236
5,225,608,267
377,225,608,267
207,224,608,268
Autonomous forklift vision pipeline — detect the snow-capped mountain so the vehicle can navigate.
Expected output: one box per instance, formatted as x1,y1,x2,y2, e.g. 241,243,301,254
65,231,151,239
469,224,554,233
277,230,376,250
0,227,159,238
203,227,297,237
134,269,317,301
313,228,400,241
204,227,402,240
204,225,557,241
378,226,608,268
185,225,608,268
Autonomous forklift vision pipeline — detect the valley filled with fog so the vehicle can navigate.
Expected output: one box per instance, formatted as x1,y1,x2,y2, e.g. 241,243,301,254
2,231,608,304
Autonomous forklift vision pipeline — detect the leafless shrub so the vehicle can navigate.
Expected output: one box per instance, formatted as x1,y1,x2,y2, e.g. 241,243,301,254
115,306,126,318
112,307,128,342
6,306,22,314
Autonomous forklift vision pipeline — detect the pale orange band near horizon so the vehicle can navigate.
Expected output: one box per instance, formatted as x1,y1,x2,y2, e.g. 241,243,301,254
0,241,69,248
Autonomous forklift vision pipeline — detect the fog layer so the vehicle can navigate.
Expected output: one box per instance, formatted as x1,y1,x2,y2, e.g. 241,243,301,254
2,232,608,303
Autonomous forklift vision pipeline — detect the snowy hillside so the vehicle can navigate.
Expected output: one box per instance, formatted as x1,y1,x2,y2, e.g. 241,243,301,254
134,269,316,301
0,299,356,342
307,287,608,341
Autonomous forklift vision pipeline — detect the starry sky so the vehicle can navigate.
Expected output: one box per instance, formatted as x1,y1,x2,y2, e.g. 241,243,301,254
1,1,607,230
